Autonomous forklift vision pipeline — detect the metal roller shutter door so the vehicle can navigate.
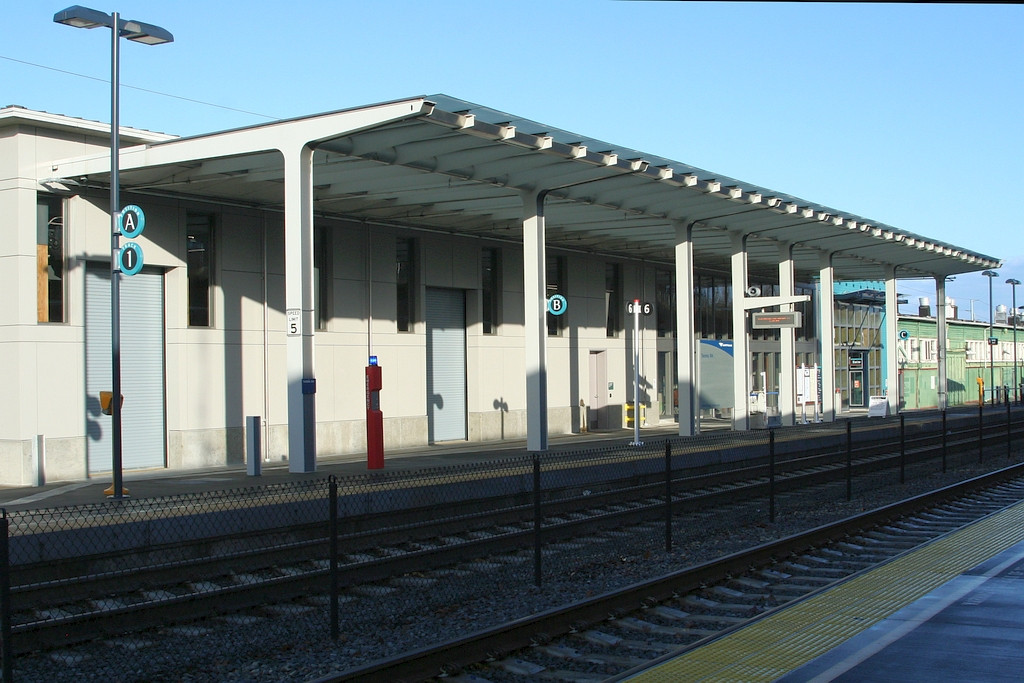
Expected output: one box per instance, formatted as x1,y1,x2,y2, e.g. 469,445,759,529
85,264,166,473
426,288,467,442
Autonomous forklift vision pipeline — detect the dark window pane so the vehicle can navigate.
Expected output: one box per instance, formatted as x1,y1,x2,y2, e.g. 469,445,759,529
187,213,213,327
397,238,414,332
482,247,500,334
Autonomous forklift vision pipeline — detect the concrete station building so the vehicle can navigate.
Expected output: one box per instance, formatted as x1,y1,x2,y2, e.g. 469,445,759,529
0,95,1002,486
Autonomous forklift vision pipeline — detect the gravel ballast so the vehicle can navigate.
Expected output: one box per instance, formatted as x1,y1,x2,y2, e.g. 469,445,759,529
12,454,1021,682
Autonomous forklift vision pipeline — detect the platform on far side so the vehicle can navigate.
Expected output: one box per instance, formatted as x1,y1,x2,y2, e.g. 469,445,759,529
621,497,1024,682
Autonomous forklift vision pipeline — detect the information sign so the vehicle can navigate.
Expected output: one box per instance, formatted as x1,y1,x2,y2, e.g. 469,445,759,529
118,204,146,239
626,301,653,316
547,294,567,316
118,242,144,276
286,309,301,336
751,311,803,329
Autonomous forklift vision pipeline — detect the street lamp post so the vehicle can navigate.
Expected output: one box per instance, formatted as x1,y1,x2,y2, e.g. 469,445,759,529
983,270,999,405
54,6,172,499
1009,279,1021,403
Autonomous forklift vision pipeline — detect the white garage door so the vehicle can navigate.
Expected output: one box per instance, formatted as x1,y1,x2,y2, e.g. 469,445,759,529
426,288,467,442
85,263,166,473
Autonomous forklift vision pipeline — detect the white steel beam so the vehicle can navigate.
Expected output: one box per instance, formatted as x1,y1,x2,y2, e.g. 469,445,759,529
819,253,837,423
779,242,797,426
284,145,317,472
731,234,750,431
936,275,948,411
523,190,548,451
885,267,900,415
676,222,696,436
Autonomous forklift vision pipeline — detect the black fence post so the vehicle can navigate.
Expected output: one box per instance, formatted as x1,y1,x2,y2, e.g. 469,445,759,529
846,420,852,501
533,454,542,588
979,401,985,464
664,440,672,552
1008,401,1013,459
899,413,906,484
769,429,776,523
329,476,339,642
942,409,948,474
1,510,10,683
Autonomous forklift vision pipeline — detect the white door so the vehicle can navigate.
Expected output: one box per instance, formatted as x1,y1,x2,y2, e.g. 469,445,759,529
589,350,608,429
426,288,467,442
85,264,166,473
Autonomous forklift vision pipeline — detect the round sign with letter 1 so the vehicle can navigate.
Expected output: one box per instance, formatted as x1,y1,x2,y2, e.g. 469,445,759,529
118,204,146,239
547,294,567,316
119,242,144,276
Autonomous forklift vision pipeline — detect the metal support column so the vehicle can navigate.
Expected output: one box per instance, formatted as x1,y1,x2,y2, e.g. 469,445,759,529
936,275,949,411
675,222,696,436
779,242,797,426
731,234,750,431
523,190,548,452
285,145,317,472
818,253,837,422
884,266,900,416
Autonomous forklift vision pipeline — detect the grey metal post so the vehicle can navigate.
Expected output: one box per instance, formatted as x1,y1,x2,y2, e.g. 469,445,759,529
35,435,45,487
54,7,174,499
246,416,262,476
984,270,999,405
110,11,124,500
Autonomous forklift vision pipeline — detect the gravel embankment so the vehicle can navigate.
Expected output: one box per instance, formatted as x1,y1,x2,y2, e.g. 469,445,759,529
13,456,1018,682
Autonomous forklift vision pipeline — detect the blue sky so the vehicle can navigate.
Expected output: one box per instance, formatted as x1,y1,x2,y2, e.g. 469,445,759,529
4,1,1022,320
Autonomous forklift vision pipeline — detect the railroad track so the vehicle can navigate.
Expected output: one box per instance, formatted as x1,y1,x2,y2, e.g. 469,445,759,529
6,409,1022,658
329,464,1024,682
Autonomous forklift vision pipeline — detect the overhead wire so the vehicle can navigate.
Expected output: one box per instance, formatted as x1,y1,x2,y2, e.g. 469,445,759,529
0,54,279,121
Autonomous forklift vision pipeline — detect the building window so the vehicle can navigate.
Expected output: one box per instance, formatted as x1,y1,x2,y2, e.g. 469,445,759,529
605,263,622,337
396,237,415,332
37,195,64,323
315,227,331,330
482,247,501,334
547,255,566,336
187,212,213,327
797,285,815,341
695,273,732,340
655,267,674,337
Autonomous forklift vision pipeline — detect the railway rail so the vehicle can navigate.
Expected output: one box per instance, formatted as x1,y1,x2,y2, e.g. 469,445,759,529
331,464,1024,683
4,408,1023,663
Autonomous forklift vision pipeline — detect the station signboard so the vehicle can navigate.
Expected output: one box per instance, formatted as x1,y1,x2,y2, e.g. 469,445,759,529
751,311,802,329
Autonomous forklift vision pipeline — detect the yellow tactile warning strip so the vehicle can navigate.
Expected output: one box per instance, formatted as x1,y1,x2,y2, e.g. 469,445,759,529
626,499,1024,682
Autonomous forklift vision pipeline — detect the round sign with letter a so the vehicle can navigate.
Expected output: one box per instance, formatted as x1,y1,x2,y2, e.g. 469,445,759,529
118,204,146,239
119,242,144,276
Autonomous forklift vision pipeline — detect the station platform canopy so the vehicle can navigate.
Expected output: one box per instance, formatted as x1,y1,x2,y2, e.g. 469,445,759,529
49,94,1001,283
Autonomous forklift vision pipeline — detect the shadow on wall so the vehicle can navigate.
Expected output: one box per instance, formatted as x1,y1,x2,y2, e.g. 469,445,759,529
493,397,509,439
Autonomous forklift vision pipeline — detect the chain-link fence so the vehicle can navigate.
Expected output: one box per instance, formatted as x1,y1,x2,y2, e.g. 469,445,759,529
2,407,1022,680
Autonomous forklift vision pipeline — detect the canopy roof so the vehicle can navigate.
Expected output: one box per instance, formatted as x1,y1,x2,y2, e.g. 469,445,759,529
46,94,1001,282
